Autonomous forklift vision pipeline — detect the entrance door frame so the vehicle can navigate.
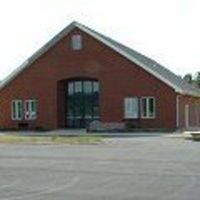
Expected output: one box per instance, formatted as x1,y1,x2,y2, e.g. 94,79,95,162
64,78,100,128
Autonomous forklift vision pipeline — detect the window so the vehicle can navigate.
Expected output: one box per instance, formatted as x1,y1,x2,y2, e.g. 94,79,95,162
11,100,23,120
124,97,139,119
11,99,38,120
141,97,156,118
71,34,82,50
24,100,38,120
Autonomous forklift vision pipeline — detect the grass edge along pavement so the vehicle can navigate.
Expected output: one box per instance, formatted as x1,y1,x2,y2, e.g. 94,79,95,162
0,135,102,145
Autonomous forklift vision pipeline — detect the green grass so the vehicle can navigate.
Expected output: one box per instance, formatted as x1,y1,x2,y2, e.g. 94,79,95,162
0,135,102,145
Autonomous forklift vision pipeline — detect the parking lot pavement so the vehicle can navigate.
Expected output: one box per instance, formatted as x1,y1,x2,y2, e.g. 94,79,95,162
0,136,200,200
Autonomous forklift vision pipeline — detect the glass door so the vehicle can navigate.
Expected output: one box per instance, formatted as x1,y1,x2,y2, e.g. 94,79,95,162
66,79,100,128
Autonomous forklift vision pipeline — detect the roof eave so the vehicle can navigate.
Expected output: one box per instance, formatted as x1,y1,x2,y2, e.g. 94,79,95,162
176,88,200,97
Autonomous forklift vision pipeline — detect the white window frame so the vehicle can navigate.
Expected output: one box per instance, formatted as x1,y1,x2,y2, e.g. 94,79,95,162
140,97,156,119
71,34,82,50
11,100,23,120
124,97,139,119
24,99,38,120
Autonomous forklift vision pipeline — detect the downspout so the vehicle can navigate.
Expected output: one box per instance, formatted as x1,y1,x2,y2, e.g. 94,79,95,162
176,95,180,129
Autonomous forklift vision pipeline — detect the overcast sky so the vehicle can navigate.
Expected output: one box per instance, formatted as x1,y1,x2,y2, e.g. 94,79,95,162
0,0,199,80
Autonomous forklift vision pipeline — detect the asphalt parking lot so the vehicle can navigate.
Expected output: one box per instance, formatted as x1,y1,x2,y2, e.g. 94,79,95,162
0,136,200,200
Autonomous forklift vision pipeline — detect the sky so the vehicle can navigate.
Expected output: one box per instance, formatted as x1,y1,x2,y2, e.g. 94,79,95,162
0,0,199,80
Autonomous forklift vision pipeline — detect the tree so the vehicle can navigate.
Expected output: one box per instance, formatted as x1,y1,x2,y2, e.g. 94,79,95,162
194,72,200,87
183,72,200,88
183,73,192,83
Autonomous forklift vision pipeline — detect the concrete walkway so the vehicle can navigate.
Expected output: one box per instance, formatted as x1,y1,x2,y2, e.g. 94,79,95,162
0,129,184,138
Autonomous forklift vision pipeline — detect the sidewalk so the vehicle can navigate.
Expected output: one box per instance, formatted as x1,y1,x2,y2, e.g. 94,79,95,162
0,129,183,138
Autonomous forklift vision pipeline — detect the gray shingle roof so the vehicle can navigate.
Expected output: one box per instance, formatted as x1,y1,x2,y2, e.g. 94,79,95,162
109,41,200,97
0,21,200,97
83,24,200,97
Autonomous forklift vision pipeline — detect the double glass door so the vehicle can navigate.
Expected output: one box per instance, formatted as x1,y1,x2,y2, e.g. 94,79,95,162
66,79,100,128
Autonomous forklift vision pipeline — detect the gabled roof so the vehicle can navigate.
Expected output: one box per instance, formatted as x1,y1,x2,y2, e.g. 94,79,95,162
0,21,200,97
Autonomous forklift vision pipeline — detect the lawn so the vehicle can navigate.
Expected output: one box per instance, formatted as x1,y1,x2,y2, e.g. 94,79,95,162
0,135,102,145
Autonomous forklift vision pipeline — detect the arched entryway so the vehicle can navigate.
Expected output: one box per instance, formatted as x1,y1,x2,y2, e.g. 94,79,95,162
65,79,100,128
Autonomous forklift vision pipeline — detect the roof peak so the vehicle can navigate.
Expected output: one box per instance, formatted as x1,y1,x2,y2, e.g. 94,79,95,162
0,21,199,96
70,21,84,27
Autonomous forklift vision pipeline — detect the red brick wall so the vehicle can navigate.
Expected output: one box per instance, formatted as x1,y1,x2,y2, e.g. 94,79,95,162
0,28,178,130
178,95,200,129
